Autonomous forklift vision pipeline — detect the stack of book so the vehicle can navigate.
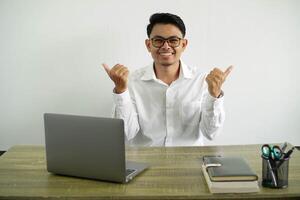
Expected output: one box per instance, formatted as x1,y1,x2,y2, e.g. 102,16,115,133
202,156,259,193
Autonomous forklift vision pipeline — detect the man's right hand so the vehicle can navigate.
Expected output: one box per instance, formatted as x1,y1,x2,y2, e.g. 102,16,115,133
102,63,129,94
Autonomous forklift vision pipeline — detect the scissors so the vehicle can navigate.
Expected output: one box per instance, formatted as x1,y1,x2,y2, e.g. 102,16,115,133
261,144,283,161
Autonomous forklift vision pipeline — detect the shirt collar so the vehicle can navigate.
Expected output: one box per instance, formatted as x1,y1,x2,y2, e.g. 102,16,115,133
180,61,193,79
140,63,156,81
140,60,193,81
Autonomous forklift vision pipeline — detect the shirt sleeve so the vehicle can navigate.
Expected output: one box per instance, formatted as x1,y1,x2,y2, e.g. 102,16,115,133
112,90,140,140
199,89,225,140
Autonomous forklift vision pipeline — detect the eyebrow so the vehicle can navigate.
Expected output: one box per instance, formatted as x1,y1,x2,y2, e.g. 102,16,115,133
151,35,181,39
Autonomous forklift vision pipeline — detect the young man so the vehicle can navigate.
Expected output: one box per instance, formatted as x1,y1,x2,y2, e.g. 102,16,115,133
102,13,233,146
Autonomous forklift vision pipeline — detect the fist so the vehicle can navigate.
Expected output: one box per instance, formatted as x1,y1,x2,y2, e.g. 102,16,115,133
102,63,129,94
206,65,233,98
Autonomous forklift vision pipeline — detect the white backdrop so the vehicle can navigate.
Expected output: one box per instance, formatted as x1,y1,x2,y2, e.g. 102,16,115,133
1,0,299,150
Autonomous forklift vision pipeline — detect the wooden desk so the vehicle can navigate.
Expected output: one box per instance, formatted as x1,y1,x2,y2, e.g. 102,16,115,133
0,144,299,199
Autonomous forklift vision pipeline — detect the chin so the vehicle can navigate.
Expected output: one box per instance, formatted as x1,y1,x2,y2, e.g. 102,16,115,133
160,62,174,67
159,59,178,67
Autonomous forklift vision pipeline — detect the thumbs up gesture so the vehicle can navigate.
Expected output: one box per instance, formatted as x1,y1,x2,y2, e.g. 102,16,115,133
206,66,233,98
102,63,129,94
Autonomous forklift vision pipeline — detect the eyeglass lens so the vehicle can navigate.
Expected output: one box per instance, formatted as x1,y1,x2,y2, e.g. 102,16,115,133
151,37,181,48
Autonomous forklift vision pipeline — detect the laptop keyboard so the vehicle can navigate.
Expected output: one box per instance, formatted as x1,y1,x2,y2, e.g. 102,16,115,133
126,168,136,176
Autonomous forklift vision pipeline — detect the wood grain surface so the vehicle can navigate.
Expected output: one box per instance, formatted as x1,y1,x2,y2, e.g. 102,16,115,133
0,144,299,200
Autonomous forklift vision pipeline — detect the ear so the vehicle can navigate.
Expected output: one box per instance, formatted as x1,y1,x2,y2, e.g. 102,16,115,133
145,39,151,52
181,39,188,50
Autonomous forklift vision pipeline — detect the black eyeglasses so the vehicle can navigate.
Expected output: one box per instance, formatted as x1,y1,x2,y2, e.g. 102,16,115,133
150,36,183,48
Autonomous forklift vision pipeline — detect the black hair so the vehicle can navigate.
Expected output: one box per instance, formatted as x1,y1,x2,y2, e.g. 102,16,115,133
147,13,186,38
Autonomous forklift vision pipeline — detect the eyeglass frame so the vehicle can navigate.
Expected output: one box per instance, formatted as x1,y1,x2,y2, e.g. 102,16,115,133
150,36,184,48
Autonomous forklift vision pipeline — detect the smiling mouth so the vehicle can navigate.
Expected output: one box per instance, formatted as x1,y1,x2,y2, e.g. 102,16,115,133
159,52,175,56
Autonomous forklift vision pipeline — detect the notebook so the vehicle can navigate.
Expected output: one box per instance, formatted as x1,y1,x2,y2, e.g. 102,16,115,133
203,156,258,181
201,156,259,193
44,113,148,183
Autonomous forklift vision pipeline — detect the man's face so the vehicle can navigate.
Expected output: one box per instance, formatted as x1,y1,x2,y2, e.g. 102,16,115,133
145,24,188,67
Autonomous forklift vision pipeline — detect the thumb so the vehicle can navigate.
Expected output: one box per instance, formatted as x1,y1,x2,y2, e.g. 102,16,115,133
224,65,233,78
102,63,111,75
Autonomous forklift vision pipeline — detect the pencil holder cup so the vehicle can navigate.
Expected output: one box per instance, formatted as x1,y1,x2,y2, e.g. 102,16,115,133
262,156,289,188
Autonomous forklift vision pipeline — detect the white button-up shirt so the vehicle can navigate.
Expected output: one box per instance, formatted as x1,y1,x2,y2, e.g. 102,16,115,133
113,61,225,146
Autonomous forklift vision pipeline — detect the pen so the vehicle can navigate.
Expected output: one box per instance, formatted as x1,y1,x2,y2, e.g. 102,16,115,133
284,147,295,159
280,142,288,153
277,147,295,169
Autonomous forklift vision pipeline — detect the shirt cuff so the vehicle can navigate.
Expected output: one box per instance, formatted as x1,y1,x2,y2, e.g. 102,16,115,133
113,89,131,106
206,91,224,110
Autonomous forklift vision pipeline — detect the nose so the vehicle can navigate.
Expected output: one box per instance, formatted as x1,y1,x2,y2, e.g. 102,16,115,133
161,40,171,49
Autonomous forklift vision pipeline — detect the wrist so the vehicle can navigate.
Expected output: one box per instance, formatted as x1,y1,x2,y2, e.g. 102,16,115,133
209,90,223,98
114,87,127,94
217,90,224,98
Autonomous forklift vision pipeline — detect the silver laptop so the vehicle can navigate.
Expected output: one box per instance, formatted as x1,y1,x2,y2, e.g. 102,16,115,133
43,113,148,183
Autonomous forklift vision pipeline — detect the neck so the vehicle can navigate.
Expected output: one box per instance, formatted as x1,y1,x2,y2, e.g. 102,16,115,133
154,61,180,85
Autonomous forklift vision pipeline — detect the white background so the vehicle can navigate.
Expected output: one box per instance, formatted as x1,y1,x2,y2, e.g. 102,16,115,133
1,0,299,150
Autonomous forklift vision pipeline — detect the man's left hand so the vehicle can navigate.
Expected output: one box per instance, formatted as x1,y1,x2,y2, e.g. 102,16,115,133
206,65,233,98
